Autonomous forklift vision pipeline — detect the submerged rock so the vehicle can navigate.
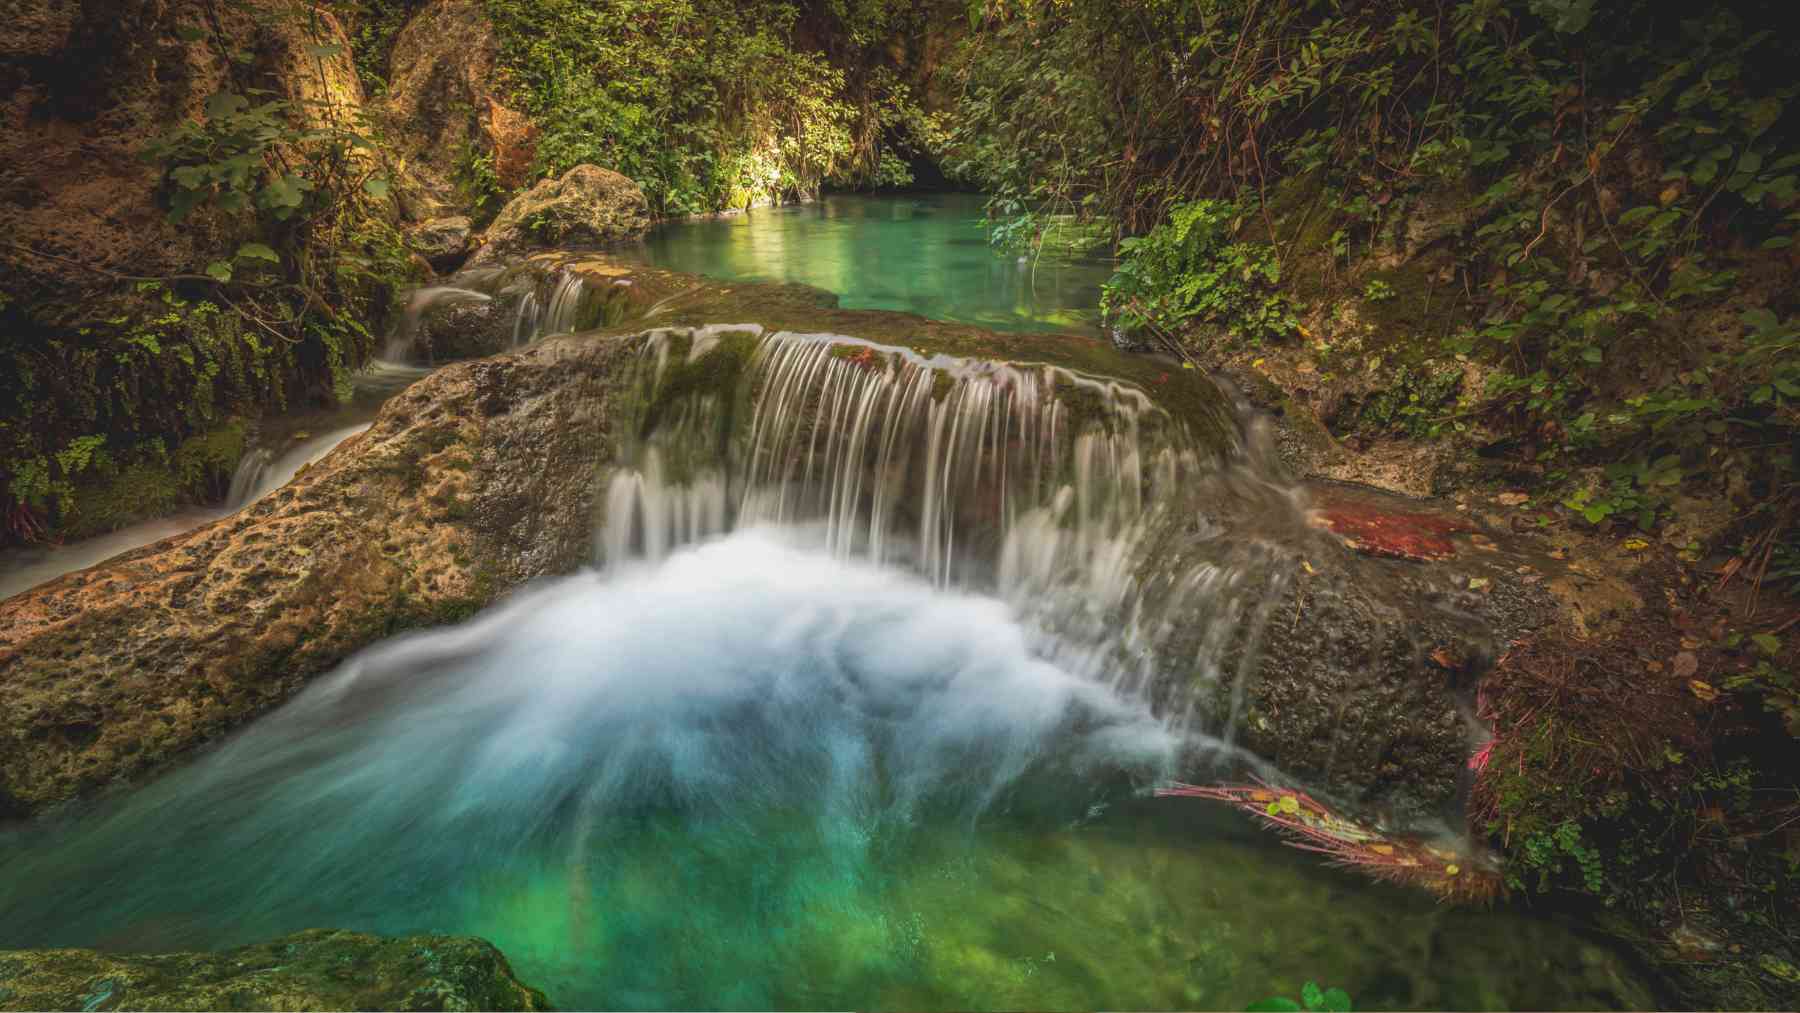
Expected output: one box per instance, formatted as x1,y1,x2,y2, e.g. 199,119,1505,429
0,929,548,1011
471,165,651,265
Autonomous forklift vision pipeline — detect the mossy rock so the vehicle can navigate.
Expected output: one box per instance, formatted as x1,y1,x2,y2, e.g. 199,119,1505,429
0,929,549,1011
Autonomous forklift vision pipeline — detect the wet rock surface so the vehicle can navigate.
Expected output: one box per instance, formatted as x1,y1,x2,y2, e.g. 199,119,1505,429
0,929,549,1011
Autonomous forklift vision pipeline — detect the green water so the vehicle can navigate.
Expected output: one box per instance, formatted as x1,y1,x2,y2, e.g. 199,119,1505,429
617,192,1115,335
0,535,1657,1010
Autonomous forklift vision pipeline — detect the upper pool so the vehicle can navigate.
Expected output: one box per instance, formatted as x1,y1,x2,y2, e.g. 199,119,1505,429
615,192,1115,335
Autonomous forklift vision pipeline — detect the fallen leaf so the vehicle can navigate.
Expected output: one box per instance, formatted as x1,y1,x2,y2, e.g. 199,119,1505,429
1689,679,1718,702
1467,577,1491,591
1549,547,1567,560
1497,492,1529,506
1430,648,1459,669
1672,652,1699,679
1623,537,1650,551
1646,660,1665,673
1445,864,1461,876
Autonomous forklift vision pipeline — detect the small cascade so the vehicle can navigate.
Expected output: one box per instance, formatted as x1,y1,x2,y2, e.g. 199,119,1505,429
385,287,493,362
593,325,1363,748
603,327,1233,578
226,424,372,510
224,447,274,508
512,269,588,346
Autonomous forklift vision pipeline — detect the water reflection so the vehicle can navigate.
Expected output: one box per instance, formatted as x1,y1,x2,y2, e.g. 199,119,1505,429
617,193,1114,335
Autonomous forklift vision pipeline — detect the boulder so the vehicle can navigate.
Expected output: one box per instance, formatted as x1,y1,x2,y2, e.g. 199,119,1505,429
0,929,548,1011
471,165,651,265
407,215,475,272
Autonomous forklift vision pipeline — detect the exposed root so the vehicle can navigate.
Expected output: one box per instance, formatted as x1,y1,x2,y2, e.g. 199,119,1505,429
1158,780,1501,902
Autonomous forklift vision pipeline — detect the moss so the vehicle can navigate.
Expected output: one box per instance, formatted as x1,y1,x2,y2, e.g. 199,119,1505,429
1355,253,1465,356
637,330,760,439
58,419,249,539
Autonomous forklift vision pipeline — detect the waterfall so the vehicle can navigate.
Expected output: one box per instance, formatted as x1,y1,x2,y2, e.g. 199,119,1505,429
595,325,1316,737
512,268,589,346
384,286,493,362
602,328,1225,583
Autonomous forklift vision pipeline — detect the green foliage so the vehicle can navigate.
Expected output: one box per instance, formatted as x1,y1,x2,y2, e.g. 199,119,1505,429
1248,982,1353,1012
3,6,416,538
947,0,1800,557
483,0,923,214
1101,200,1296,346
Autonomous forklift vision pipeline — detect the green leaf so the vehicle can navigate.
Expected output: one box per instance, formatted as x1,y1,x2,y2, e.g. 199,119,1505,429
174,26,206,42
1581,345,1603,364
1302,982,1325,1010
1247,1000,1302,1012
204,260,233,282
1321,988,1354,1012
204,90,248,121
1762,236,1793,249
1743,307,1779,332
235,242,280,264
1753,633,1783,656
304,43,345,59
363,176,391,199
259,174,306,210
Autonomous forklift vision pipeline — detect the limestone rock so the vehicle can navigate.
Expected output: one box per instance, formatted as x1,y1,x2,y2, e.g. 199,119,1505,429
0,929,548,1011
407,215,475,272
0,0,366,315
0,334,633,818
471,165,651,265
379,0,534,218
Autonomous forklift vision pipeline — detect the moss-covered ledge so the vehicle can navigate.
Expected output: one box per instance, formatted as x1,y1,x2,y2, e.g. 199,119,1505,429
0,929,549,1011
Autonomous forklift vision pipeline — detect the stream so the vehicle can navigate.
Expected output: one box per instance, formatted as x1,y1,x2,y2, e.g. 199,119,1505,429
0,197,1659,1010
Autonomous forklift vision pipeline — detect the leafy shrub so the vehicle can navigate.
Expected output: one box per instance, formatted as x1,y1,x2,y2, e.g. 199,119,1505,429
1101,200,1296,345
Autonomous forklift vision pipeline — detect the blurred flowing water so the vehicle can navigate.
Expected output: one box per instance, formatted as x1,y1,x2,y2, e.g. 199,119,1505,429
0,531,1652,1010
0,198,1660,1010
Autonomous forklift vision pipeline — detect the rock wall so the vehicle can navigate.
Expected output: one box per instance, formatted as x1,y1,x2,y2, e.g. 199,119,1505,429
378,0,536,219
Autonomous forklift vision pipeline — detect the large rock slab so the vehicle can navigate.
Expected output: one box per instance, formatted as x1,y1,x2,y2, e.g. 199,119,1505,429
0,929,548,1011
0,336,634,818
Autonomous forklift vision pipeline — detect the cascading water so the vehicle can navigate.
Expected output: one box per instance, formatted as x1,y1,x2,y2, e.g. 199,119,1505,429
0,531,1643,1010
598,326,1309,735
0,360,429,602
0,309,1654,1009
513,268,589,347
386,286,494,362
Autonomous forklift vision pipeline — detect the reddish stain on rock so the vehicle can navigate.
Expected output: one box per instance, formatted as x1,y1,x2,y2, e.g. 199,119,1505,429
1311,491,1473,562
